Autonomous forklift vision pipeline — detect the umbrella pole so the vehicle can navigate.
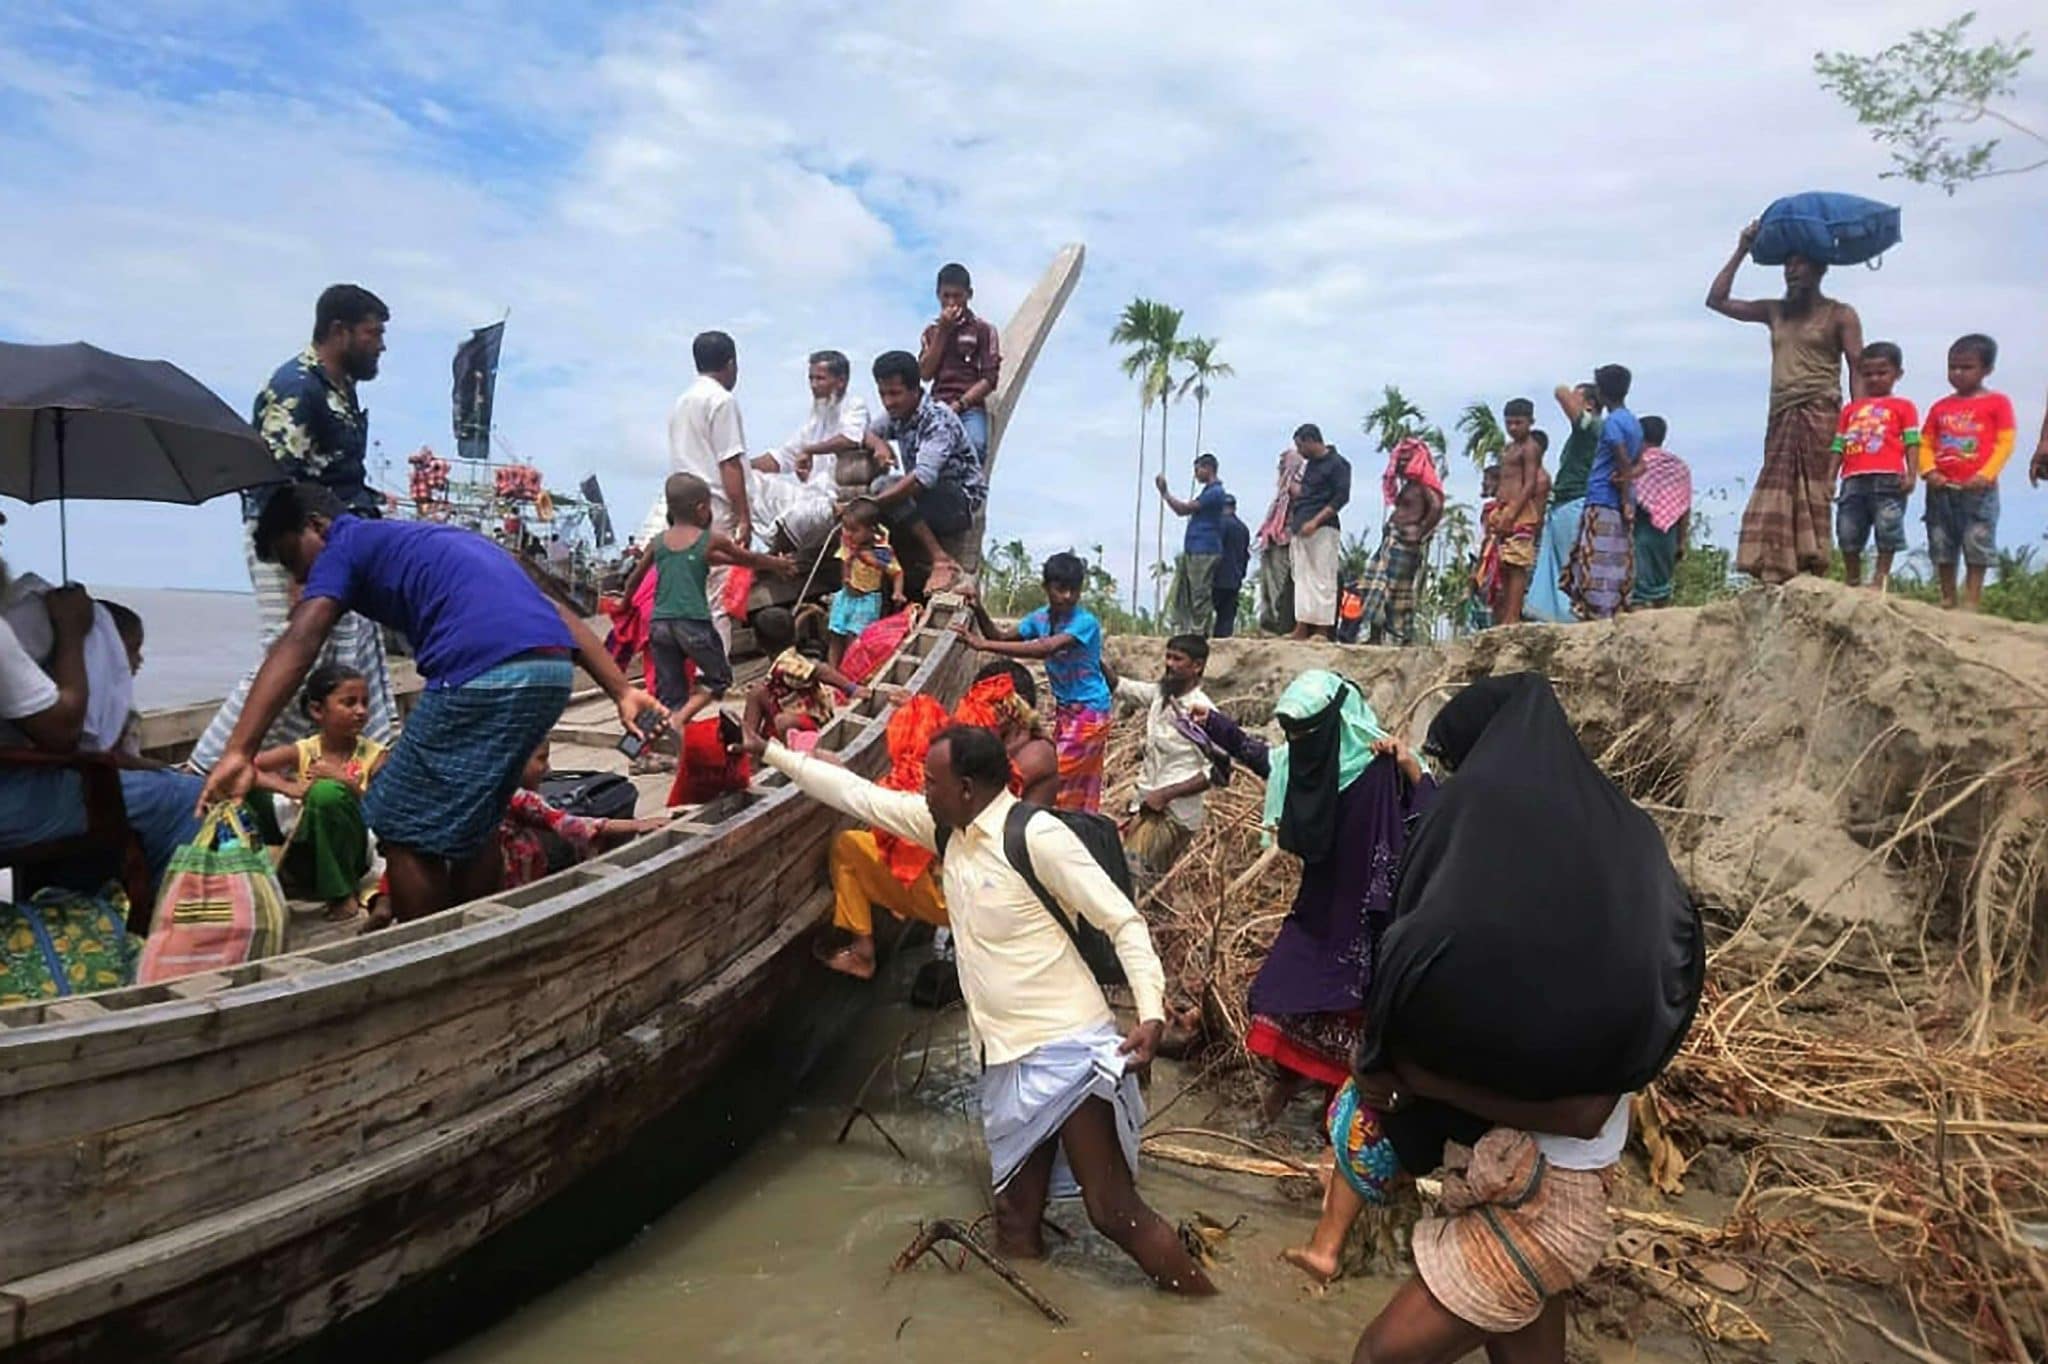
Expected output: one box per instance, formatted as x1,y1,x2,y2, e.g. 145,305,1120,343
55,408,68,583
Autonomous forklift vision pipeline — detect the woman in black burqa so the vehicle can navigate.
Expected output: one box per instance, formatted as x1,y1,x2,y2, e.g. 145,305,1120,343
1344,673,1703,1364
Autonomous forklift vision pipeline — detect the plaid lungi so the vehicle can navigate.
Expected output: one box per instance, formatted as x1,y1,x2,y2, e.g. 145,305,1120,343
1354,537,1424,645
1051,703,1112,814
1564,504,1633,621
1735,398,1837,584
191,522,396,772
364,655,572,861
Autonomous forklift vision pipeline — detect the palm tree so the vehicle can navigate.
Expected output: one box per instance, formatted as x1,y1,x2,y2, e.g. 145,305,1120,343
1361,385,1427,453
1455,401,1506,471
1110,298,1184,614
1176,335,1234,466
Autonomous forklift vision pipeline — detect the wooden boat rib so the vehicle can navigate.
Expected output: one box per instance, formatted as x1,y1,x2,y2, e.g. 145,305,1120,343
0,244,1085,1364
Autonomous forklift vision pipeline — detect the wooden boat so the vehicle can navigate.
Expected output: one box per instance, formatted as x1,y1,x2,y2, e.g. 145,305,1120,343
0,245,1085,1364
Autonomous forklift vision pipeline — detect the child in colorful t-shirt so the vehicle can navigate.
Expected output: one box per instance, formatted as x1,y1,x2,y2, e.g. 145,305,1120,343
827,497,906,667
1831,341,1919,593
1919,334,2016,612
962,551,1114,812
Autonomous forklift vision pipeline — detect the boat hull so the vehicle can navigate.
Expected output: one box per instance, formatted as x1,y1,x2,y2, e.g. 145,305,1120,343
0,614,967,1364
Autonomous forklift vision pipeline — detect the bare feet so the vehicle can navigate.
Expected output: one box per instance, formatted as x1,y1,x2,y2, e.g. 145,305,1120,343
323,894,361,922
925,558,964,593
358,905,394,935
816,937,876,980
1280,1245,1340,1284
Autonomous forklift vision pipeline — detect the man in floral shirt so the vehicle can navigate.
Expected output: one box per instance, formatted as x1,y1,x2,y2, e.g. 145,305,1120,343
193,286,397,772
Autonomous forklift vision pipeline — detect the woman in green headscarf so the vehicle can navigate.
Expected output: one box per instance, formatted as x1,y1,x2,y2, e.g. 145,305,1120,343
1199,669,1435,1123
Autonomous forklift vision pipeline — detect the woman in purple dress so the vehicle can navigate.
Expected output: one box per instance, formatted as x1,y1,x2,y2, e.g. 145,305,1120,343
1200,669,1434,1122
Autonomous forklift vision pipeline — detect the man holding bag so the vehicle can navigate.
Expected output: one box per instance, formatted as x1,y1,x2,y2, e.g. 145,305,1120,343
196,482,665,928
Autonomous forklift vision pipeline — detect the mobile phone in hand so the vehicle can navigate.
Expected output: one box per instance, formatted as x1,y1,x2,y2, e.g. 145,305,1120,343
617,708,663,759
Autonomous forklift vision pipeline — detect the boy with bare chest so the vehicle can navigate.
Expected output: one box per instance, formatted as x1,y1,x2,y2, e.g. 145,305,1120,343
1485,398,1549,624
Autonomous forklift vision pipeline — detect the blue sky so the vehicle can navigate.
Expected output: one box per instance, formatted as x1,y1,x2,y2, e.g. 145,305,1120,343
3,0,2045,599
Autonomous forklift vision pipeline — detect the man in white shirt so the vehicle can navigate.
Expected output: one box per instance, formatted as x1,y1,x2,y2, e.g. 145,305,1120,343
748,349,868,551
761,723,1214,1295
644,330,751,648
0,573,202,898
1110,633,1217,887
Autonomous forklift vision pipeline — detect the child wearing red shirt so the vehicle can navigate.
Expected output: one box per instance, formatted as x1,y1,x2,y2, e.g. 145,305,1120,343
1831,341,1919,593
1919,334,2016,612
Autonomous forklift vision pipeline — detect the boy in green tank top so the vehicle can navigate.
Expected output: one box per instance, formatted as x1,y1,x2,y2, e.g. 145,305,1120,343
622,473,797,745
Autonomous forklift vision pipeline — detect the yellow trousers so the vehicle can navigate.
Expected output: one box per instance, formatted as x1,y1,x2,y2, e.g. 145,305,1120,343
830,829,948,936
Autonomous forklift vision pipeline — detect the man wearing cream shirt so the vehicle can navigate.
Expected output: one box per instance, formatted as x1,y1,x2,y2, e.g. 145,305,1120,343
759,724,1215,1295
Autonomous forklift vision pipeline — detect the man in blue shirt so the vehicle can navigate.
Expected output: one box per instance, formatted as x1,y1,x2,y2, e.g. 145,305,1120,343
196,483,665,927
1564,364,1645,620
1213,495,1251,637
1156,453,1228,636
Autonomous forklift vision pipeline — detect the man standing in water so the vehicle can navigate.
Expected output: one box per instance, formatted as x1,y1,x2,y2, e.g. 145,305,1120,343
756,723,1215,1295
191,285,398,772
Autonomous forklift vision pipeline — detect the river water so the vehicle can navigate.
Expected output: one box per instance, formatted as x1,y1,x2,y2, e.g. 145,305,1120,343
432,982,1682,1364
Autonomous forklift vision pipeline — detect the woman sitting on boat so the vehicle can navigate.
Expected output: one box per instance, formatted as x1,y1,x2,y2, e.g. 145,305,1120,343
248,662,386,923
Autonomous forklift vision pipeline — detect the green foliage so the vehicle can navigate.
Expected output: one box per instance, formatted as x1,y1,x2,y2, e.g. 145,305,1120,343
1815,12,2044,194
1109,299,1185,406
1670,512,1736,608
1889,545,2048,622
981,535,1159,634
1455,401,1506,471
1175,336,1234,412
1361,386,1431,454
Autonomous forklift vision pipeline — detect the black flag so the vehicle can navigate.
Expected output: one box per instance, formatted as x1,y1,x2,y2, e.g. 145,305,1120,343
580,474,615,547
451,321,504,462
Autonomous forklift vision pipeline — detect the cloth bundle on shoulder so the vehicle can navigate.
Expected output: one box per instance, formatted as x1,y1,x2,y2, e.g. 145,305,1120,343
1359,673,1703,1100
1750,191,1901,268
138,805,289,985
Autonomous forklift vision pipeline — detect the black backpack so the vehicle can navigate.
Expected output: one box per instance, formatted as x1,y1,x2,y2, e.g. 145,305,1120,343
938,802,1130,987
537,770,639,822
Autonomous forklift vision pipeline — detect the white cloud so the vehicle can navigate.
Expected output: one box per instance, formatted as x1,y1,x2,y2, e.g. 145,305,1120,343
0,0,2043,608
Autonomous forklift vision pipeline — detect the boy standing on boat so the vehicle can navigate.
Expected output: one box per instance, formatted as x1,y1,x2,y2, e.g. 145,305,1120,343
919,263,1002,464
196,482,665,928
759,723,1214,1295
191,284,399,774
644,331,753,650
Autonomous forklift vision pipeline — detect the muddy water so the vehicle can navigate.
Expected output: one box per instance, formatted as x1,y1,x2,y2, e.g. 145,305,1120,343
437,984,1679,1364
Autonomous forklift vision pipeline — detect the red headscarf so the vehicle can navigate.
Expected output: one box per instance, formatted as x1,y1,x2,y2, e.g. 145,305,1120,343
1382,436,1445,505
874,696,950,885
873,675,1040,884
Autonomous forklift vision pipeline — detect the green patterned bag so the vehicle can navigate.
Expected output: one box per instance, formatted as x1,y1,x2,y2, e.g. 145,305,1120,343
0,884,140,1005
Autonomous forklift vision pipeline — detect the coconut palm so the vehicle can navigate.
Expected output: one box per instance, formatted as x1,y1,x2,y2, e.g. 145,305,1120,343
1455,400,1506,471
1362,385,1428,453
1176,335,1234,466
1110,298,1184,613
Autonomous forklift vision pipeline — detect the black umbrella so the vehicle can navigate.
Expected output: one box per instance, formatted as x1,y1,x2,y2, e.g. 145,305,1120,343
0,340,280,577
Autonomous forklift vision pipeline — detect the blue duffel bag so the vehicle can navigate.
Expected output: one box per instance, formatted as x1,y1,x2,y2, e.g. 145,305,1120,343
1751,192,1901,267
